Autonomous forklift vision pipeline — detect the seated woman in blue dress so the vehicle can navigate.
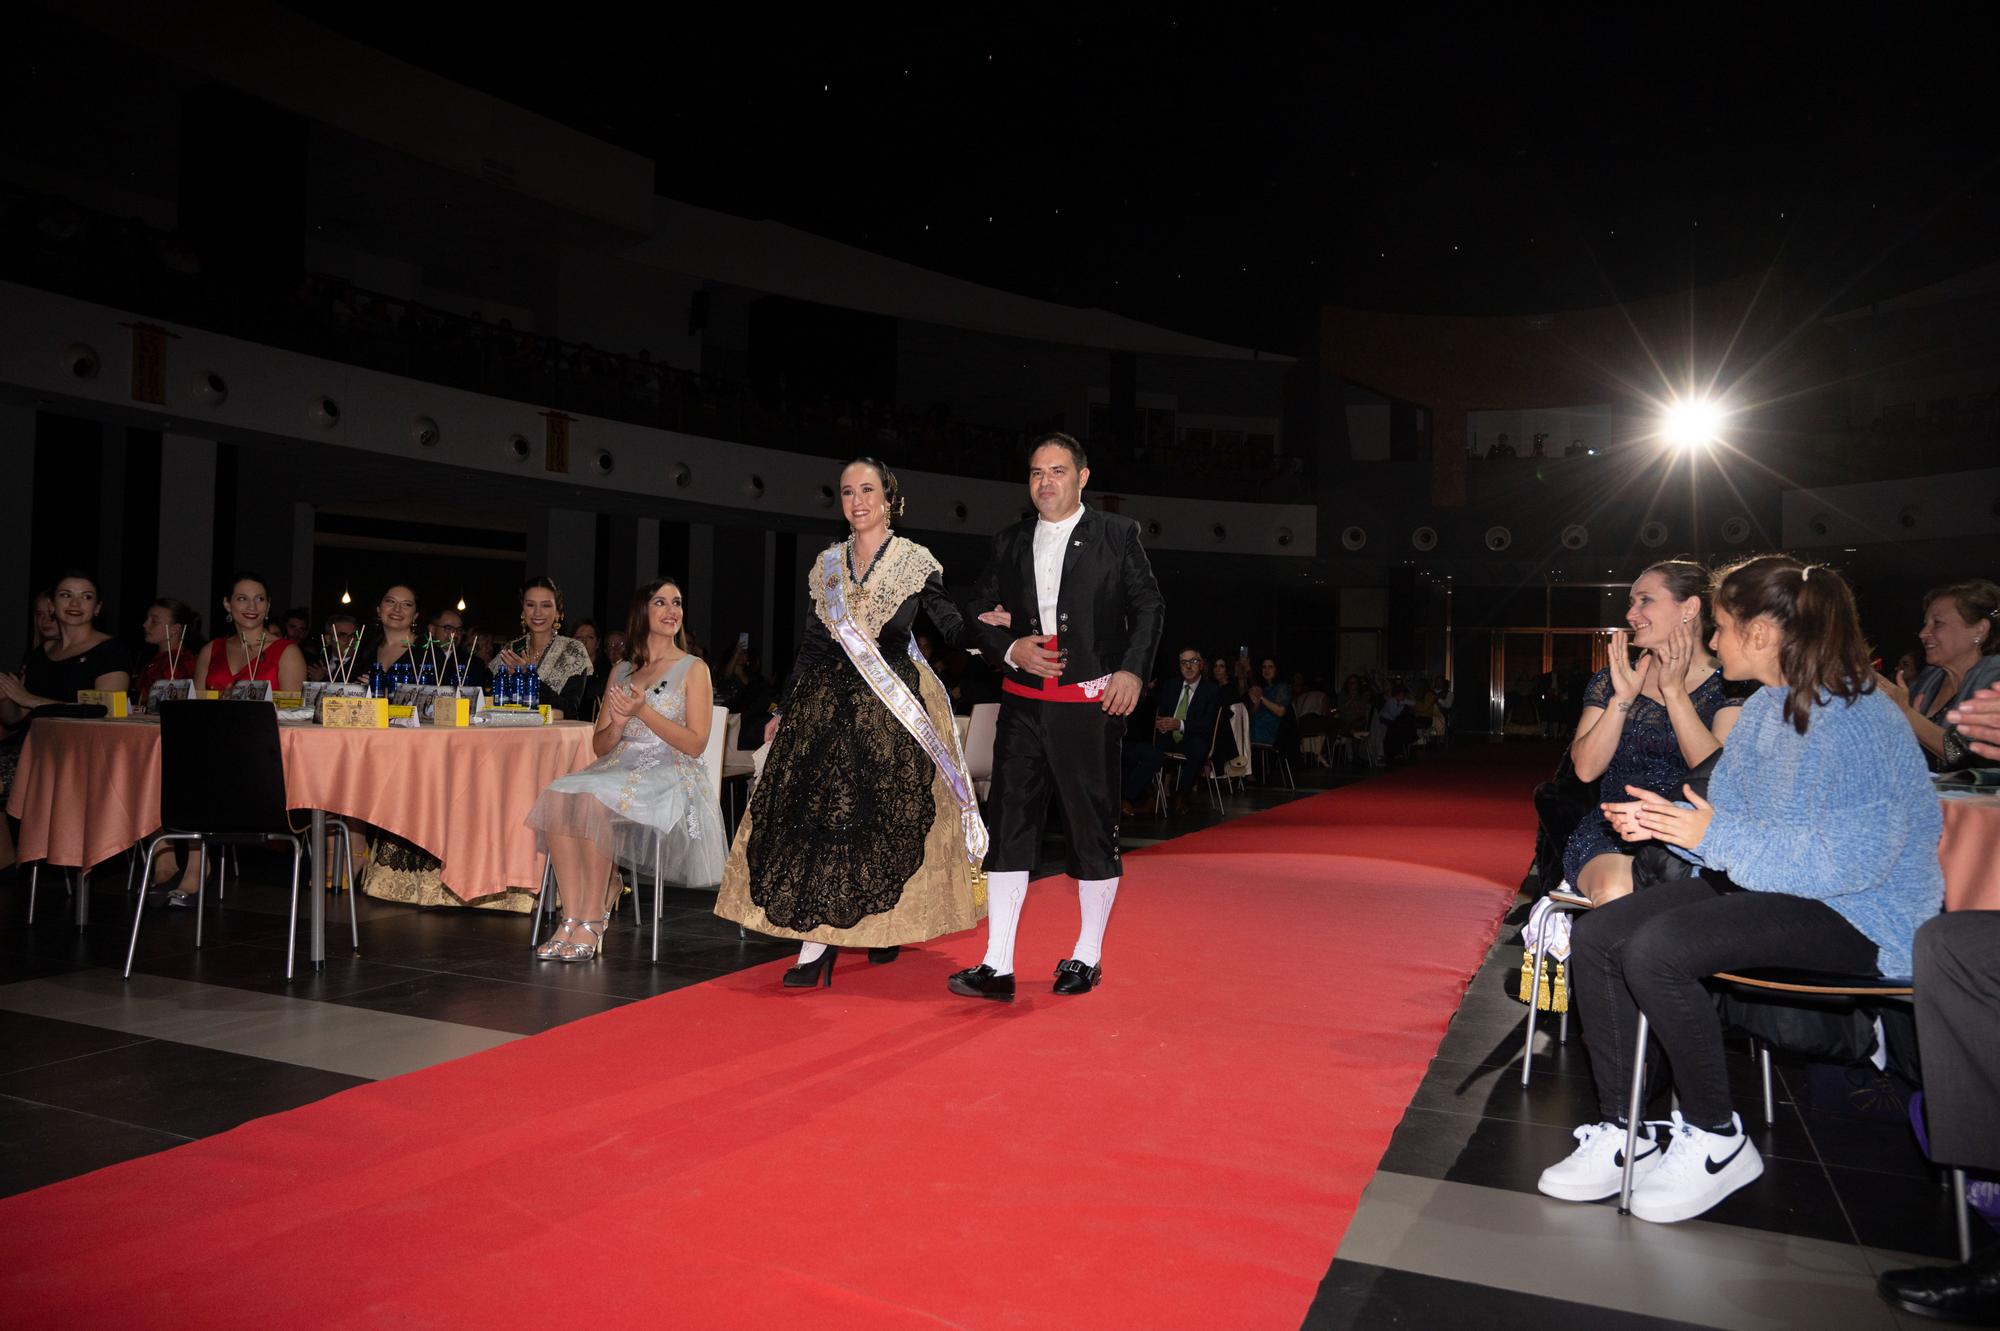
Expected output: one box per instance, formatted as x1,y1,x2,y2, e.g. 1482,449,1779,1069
524,578,725,961
1564,560,1755,905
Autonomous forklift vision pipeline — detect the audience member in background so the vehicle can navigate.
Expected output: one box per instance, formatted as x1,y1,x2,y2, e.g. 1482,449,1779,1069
26,591,58,665
306,612,360,683
1369,681,1417,766
1562,561,1749,904
1875,905,2000,1321
570,618,606,719
1877,579,2000,771
714,640,773,749
281,607,310,642
0,570,133,807
1231,653,1254,706
427,607,490,690
497,577,592,717
133,598,201,700
366,584,422,675
1209,656,1246,771
1121,646,1221,814
1247,657,1292,749
526,579,723,960
601,628,626,671
1336,674,1373,742
1891,646,1924,693
195,572,304,693
1543,556,1941,1226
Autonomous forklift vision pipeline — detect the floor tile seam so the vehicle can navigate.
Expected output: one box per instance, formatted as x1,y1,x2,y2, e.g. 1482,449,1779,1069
0,1036,163,1079
0,1091,196,1143
0,971,552,1049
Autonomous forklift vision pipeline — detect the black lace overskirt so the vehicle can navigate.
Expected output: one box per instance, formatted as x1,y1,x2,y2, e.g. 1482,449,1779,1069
746,652,940,930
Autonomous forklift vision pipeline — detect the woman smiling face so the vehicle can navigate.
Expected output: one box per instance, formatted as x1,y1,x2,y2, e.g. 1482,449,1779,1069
377,585,417,634
522,587,559,636
225,580,270,635
52,577,99,632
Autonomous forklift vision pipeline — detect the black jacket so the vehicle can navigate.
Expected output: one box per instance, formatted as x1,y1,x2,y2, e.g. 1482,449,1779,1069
1152,675,1223,760
968,506,1165,690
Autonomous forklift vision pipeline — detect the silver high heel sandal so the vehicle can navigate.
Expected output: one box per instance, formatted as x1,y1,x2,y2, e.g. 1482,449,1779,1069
536,918,582,961
558,915,609,963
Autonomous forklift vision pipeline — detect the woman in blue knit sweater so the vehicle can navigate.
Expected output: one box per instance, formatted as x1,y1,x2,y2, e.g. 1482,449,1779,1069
1538,555,1944,1225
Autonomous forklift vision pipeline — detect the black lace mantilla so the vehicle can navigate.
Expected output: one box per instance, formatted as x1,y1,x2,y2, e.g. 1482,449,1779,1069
746,652,940,931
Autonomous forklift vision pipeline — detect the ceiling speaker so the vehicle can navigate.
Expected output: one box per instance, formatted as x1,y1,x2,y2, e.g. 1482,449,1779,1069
1484,526,1512,552
192,371,227,406
1720,516,1751,545
1639,520,1669,548
1560,524,1589,551
1411,526,1438,552
411,416,440,448
307,396,340,429
1340,525,1367,551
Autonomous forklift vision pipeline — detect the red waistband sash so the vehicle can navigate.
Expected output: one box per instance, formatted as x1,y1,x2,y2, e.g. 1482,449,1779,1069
999,635,1113,704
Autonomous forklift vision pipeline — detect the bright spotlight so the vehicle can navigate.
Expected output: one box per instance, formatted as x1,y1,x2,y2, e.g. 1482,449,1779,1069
1658,396,1728,449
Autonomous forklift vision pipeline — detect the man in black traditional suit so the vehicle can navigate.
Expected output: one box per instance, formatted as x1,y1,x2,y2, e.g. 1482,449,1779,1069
1120,647,1223,814
949,434,1165,1001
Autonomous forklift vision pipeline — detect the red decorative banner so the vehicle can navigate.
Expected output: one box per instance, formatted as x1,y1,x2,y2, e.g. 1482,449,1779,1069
121,322,178,405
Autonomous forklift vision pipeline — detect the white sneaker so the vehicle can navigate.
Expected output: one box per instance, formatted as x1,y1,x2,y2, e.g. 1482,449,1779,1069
1629,1111,1763,1224
1536,1120,1663,1202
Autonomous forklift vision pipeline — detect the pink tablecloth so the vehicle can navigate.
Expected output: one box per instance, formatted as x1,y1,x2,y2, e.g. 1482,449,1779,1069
1939,794,2000,912
7,718,597,902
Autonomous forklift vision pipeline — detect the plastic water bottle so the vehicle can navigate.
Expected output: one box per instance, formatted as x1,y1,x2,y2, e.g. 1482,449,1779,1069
498,665,517,706
525,663,540,708
368,663,384,698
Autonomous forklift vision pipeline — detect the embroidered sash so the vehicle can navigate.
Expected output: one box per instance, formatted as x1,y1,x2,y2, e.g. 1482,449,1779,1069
818,545,988,867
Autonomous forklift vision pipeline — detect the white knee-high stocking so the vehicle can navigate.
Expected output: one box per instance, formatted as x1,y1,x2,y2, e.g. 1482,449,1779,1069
1072,877,1120,967
980,870,1030,975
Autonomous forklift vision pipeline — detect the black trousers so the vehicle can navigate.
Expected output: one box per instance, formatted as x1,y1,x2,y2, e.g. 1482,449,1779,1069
987,697,1122,880
1570,880,1879,1127
1915,911,2000,1172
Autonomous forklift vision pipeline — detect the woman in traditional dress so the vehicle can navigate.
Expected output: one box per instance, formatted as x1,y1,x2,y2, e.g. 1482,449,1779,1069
525,578,725,960
497,576,593,718
715,458,986,988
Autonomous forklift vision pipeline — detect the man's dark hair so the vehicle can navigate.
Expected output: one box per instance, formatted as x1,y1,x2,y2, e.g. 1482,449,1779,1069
1027,431,1087,471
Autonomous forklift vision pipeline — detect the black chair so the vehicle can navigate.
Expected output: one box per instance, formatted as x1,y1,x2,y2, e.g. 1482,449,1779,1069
1612,966,1970,1259
123,701,342,981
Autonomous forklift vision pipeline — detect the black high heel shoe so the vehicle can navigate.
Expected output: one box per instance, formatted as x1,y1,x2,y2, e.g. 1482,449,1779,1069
783,946,838,988
868,946,900,965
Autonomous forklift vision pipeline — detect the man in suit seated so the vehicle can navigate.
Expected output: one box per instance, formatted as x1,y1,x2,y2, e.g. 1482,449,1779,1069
1120,645,1222,815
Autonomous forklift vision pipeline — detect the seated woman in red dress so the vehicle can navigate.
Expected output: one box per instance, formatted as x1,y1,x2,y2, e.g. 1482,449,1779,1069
132,598,203,701
192,572,306,694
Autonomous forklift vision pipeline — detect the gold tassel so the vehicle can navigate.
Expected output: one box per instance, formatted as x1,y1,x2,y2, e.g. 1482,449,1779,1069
1519,948,1536,1004
970,865,987,913
1537,958,1553,1010
1552,959,1569,1013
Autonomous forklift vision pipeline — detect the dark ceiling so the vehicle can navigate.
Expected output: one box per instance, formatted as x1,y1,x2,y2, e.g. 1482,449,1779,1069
176,8,2000,352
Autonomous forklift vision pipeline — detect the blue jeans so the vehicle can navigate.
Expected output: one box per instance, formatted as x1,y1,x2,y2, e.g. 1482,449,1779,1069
1570,879,1879,1127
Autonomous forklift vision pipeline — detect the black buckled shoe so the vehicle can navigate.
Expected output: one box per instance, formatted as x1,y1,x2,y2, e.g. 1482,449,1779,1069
947,964,1015,1002
1052,959,1102,995
1878,1243,2000,1323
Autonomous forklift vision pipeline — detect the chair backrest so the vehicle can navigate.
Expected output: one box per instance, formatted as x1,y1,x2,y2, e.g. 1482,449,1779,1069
964,702,1000,782
724,711,742,755
1229,703,1250,758
701,703,728,801
158,700,292,834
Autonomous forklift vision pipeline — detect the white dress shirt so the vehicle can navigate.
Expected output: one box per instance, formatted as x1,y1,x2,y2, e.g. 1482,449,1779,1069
1004,505,1085,670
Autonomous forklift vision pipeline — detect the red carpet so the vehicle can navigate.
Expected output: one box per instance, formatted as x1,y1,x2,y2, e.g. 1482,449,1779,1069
0,744,1546,1330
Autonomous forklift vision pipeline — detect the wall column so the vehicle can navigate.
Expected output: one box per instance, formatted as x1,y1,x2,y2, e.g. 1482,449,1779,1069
157,434,217,613
0,407,35,666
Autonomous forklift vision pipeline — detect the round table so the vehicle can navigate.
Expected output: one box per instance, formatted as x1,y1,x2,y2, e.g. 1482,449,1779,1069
7,717,598,948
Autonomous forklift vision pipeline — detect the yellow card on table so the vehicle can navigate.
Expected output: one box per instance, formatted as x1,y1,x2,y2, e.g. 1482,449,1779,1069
77,689,129,717
274,691,304,709
426,696,471,726
321,696,389,729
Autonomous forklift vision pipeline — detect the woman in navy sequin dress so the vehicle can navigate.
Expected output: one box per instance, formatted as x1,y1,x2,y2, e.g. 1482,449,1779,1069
1564,562,1756,903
